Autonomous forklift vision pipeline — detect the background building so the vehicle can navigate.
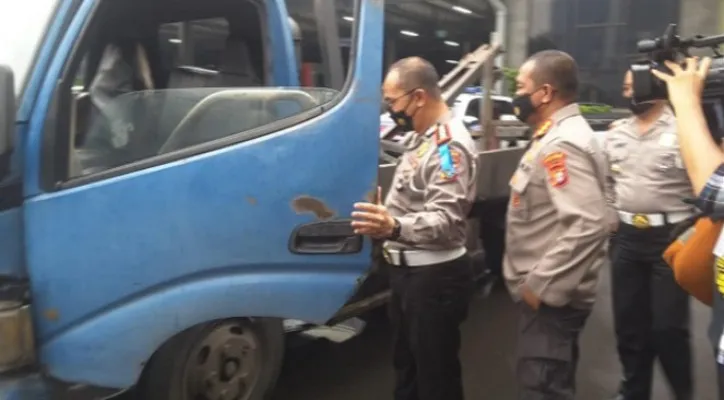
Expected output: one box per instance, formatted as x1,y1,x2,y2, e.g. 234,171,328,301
512,0,723,105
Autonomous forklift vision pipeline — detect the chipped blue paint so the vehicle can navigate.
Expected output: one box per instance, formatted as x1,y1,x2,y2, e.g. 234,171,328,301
4,0,385,394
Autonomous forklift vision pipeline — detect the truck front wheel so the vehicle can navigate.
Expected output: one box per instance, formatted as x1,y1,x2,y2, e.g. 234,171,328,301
139,317,285,400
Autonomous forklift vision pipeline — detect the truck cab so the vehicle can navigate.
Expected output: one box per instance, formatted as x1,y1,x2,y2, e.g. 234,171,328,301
0,0,386,398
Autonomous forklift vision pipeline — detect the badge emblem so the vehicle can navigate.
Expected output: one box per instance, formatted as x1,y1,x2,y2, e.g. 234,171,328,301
542,151,569,189
417,141,430,158
631,214,651,229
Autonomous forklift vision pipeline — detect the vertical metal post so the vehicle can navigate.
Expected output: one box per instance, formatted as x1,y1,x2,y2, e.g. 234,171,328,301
314,0,345,90
178,22,194,65
481,57,495,151
488,0,508,94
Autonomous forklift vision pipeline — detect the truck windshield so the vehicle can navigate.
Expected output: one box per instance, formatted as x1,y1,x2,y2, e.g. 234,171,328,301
0,0,59,95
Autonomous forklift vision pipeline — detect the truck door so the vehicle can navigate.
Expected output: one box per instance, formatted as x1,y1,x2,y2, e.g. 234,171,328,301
19,0,383,387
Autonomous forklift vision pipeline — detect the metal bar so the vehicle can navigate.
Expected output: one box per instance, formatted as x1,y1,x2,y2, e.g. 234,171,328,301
481,56,495,150
488,0,507,93
178,22,194,65
313,0,345,90
575,22,627,29
441,45,501,103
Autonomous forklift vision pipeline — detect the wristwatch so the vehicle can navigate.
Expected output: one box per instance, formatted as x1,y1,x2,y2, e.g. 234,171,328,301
389,218,402,241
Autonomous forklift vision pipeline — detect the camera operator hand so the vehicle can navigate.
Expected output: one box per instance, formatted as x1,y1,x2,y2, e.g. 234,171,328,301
652,57,711,110
650,56,723,195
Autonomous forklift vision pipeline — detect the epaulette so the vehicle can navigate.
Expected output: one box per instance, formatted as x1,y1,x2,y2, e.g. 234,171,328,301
532,120,553,140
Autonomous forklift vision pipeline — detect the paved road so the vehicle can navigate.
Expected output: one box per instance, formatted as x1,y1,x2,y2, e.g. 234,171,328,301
273,263,718,400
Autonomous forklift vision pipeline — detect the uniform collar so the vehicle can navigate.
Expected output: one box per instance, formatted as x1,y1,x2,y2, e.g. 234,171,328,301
530,103,580,141
424,109,454,138
550,103,581,125
528,104,580,141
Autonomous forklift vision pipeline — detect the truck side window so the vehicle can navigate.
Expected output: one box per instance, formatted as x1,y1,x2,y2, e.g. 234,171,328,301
61,0,351,181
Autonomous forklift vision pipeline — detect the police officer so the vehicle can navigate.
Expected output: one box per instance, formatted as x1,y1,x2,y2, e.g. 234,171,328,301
606,70,694,400
351,57,477,400
504,50,609,399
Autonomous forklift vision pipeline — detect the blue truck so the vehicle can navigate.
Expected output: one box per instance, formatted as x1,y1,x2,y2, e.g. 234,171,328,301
0,0,394,398
0,0,541,398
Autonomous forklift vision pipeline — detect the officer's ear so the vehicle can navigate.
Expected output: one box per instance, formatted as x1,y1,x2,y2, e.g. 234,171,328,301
412,88,427,108
540,84,556,104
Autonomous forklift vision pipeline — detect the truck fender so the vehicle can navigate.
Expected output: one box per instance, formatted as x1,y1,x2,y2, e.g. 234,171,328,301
38,270,360,389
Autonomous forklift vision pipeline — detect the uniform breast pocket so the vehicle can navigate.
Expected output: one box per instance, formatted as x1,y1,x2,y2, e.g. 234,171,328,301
656,150,685,175
393,167,425,210
509,170,531,221
608,146,629,175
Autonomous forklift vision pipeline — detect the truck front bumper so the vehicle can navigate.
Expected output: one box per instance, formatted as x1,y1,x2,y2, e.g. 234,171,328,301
0,371,124,400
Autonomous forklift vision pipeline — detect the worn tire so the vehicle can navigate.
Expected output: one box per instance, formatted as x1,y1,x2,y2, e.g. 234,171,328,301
138,317,285,400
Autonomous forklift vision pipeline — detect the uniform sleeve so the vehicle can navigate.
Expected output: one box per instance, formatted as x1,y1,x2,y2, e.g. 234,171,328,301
602,133,619,232
524,141,608,307
602,133,617,206
396,142,475,245
693,163,724,220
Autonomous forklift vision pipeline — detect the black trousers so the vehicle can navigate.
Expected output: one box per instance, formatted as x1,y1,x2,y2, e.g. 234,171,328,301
611,223,693,400
718,360,724,400
516,303,591,400
474,198,508,277
388,254,474,400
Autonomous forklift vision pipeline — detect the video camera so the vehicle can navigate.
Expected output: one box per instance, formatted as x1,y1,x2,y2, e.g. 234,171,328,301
633,24,724,141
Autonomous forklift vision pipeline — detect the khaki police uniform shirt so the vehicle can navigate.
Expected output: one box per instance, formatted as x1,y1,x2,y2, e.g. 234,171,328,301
604,107,695,215
384,112,478,251
503,104,609,308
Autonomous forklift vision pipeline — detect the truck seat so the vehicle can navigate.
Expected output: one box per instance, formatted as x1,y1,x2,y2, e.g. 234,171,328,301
78,42,159,174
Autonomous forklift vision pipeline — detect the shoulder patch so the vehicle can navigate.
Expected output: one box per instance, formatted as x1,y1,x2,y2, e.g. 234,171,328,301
542,151,569,188
437,144,464,183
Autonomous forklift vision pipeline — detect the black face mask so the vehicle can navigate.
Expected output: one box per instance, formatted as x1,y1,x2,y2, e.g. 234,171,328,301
628,98,654,116
388,107,415,132
387,91,420,132
512,88,544,123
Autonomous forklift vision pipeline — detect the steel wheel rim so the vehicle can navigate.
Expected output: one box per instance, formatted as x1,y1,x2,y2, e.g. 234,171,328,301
183,320,262,400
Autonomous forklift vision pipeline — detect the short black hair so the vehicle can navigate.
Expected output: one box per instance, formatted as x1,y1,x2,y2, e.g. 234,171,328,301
526,50,579,101
387,57,442,99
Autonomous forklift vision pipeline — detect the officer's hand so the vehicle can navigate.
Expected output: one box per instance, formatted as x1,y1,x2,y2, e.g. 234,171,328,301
351,187,396,238
651,57,712,109
520,284,541,310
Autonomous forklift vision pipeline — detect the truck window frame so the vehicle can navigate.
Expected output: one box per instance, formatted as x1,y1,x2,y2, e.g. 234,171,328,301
40,0,360,192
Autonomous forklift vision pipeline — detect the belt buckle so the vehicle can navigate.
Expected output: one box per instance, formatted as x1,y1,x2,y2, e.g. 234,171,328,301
631,213,651,229
382,248,393,264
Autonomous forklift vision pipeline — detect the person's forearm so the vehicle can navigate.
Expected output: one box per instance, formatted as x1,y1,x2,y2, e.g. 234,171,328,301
672,99,724,195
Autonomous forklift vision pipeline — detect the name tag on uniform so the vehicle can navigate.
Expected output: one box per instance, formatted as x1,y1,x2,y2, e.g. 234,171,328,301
658,133,677,147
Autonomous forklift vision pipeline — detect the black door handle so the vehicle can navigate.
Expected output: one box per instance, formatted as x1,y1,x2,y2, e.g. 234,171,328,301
289,220,363,255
